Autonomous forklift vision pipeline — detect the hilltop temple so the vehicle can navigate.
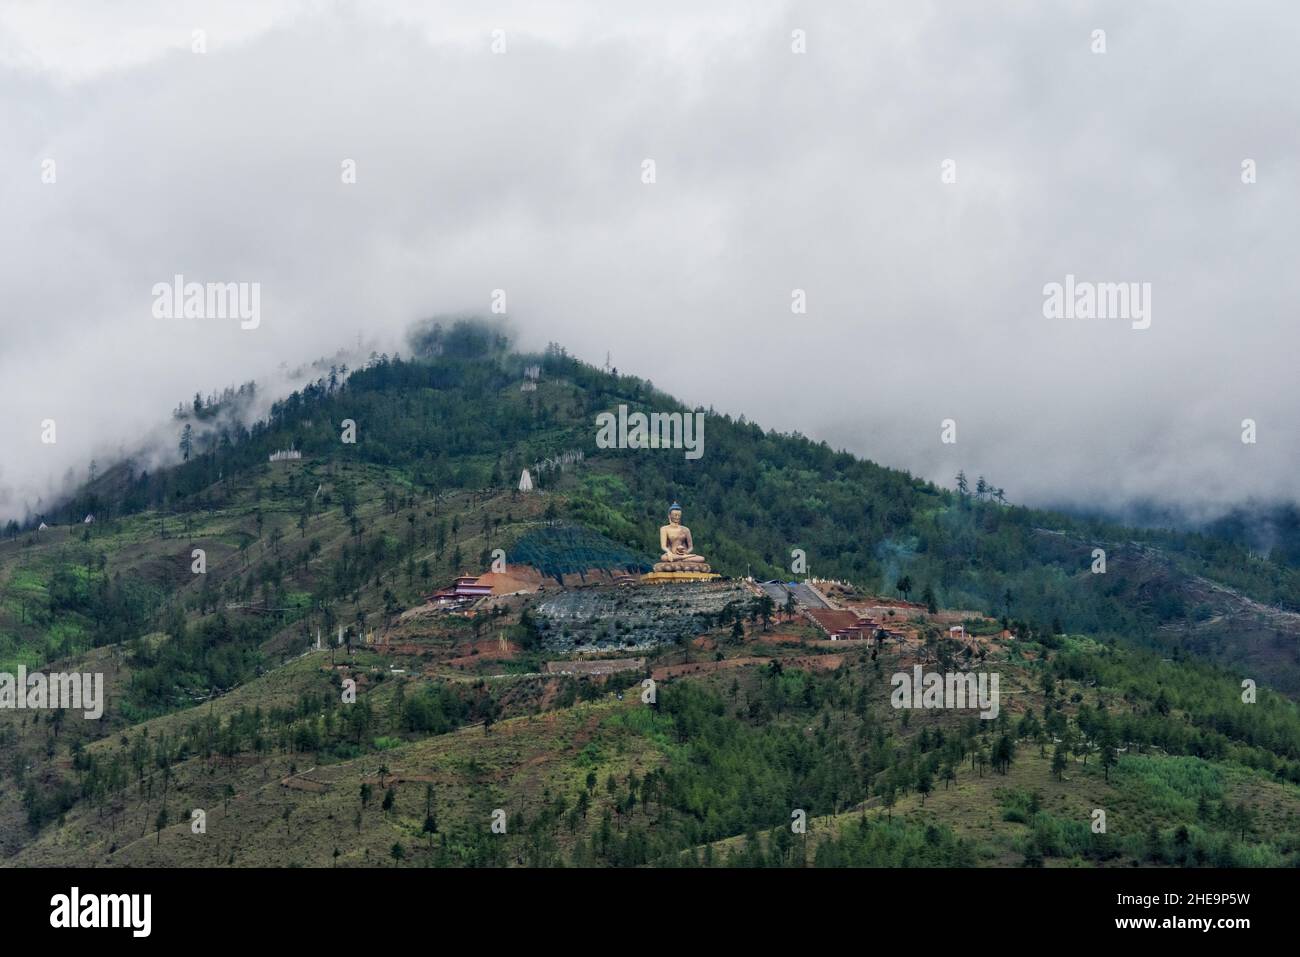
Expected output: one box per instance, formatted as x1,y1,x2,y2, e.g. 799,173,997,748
643,503,720,582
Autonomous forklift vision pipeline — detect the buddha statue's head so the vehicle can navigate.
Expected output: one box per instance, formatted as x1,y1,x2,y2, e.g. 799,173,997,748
667,503,683,525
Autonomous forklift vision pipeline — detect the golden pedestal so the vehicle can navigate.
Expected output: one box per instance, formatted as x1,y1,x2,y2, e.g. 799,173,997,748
641,571,721,583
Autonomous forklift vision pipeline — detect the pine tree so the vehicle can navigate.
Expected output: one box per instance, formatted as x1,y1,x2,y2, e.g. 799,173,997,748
1051,744,1068,781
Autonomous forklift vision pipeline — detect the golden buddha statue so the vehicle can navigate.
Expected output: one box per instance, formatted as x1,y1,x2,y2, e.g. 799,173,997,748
654,503,711,573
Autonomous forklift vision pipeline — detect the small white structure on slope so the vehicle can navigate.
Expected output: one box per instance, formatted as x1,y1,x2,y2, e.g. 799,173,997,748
518,468,533,492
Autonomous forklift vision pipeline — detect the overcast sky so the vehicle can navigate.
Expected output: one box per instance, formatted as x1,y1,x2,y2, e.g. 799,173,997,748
2,0,1296,525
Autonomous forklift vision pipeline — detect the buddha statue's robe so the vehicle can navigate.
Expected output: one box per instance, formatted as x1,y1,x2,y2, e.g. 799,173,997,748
654,509,711,573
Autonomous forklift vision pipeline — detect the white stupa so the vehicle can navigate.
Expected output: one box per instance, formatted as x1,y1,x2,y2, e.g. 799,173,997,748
518,469,533,492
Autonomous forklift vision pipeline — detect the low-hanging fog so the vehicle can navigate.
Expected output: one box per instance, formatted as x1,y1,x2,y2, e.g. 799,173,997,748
2,0,1296,528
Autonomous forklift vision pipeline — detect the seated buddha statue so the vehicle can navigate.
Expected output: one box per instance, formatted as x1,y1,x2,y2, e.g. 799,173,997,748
654,503,711,573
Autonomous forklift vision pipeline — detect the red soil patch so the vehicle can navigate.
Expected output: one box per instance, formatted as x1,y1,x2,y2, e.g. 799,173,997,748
475,568,543,594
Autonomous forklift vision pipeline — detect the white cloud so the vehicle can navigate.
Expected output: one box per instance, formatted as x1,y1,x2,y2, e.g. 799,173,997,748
1,0,1297,522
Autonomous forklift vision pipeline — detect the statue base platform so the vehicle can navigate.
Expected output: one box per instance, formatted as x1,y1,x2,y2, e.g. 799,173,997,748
653,561,712,573
641,571,721,584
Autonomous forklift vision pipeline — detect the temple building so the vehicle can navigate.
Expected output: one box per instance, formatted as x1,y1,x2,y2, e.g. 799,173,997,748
427,575,494,607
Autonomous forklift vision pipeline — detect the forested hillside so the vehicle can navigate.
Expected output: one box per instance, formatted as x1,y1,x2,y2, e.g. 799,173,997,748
8,319,1294,690
3,320,1300,870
